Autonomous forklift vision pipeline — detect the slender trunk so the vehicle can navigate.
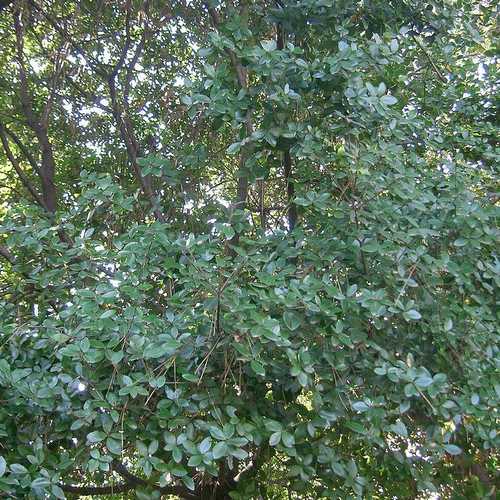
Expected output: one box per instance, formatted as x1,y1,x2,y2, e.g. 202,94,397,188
206,3,253,213
14,8,58,213
277,23,298,230
36,131,57,213
283,149,297,230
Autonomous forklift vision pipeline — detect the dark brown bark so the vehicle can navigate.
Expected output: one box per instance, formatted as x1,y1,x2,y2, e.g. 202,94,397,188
37,133,57,213
276,20,297,230
206,3,252,211
13,8,58,213
106,1,164,222
55,446,271,499
0,122,47,209
60,482,135,496
27,0,164,221
283,149,297,230
60,460,198,499
3,125,41,177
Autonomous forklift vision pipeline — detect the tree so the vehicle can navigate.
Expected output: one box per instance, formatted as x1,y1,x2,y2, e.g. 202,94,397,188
0,0,498,498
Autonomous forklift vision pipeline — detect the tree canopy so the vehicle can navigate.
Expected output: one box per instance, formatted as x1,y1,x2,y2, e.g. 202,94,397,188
0,0,498,498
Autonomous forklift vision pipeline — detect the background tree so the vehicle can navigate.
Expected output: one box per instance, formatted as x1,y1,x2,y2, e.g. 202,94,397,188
0,0,498,498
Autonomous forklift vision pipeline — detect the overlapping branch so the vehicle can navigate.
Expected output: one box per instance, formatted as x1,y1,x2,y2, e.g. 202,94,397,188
13,7,58,213
59,460,197,499
28,0,165,221
205,2,253,212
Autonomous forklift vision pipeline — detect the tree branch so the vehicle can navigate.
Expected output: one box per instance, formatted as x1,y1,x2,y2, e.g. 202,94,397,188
411,34,447,83
205,3,253,211
13,7,57,212
111,460,197,498
3,125,41,177
59,482,135,496
283,149,297,230
0,122,47,209
59,460,198,498
276,14,296,231
106,3,164,222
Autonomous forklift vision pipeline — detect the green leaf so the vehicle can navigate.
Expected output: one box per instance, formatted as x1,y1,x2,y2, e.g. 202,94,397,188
80,337,90,352
87,431,106,443
107,350,124,365
444,444,462,455
182,475,195,490
226,142,241,155
281,431,295,448
283,311,301,331
250,360,265,376
230,447,248,460
143,342,176,359
345,421,365,434
297,371,308,387
352,401,369,412
100,309,115,319
212,442,229,459
266,420,283,432
269,431,281,446
221,225,236,240
380,95,397,105
188,455,202,467
51,485,66,499
294,197,311,206
149,440,159,455
332,462,345,477
198,437,211,454
181,95,192,106
170,463,188,477
0,456,6,477
172,446,183,463
260,39,277,51
106,437,122,455
9,463,28,474
390,421,408,438
404,309,422,321
338,40,349,51
415,376,433,389
209,427,226,440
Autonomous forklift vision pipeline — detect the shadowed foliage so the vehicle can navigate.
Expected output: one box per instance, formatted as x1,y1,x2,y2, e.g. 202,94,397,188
0,0,498,498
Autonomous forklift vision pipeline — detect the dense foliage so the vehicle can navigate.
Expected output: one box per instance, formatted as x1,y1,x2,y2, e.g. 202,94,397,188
0,0,498,498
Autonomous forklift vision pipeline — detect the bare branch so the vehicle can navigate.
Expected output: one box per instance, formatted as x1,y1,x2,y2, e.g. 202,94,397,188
41,40,69,128
59,482,135,496
28,0,108,78
106,2,164,221
109,0,132,81
3,125,41,177
411,34,447,83
13,7,57,212
0,122,47,209
112,460,198,499
205,2,253,212
123,30,146,111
